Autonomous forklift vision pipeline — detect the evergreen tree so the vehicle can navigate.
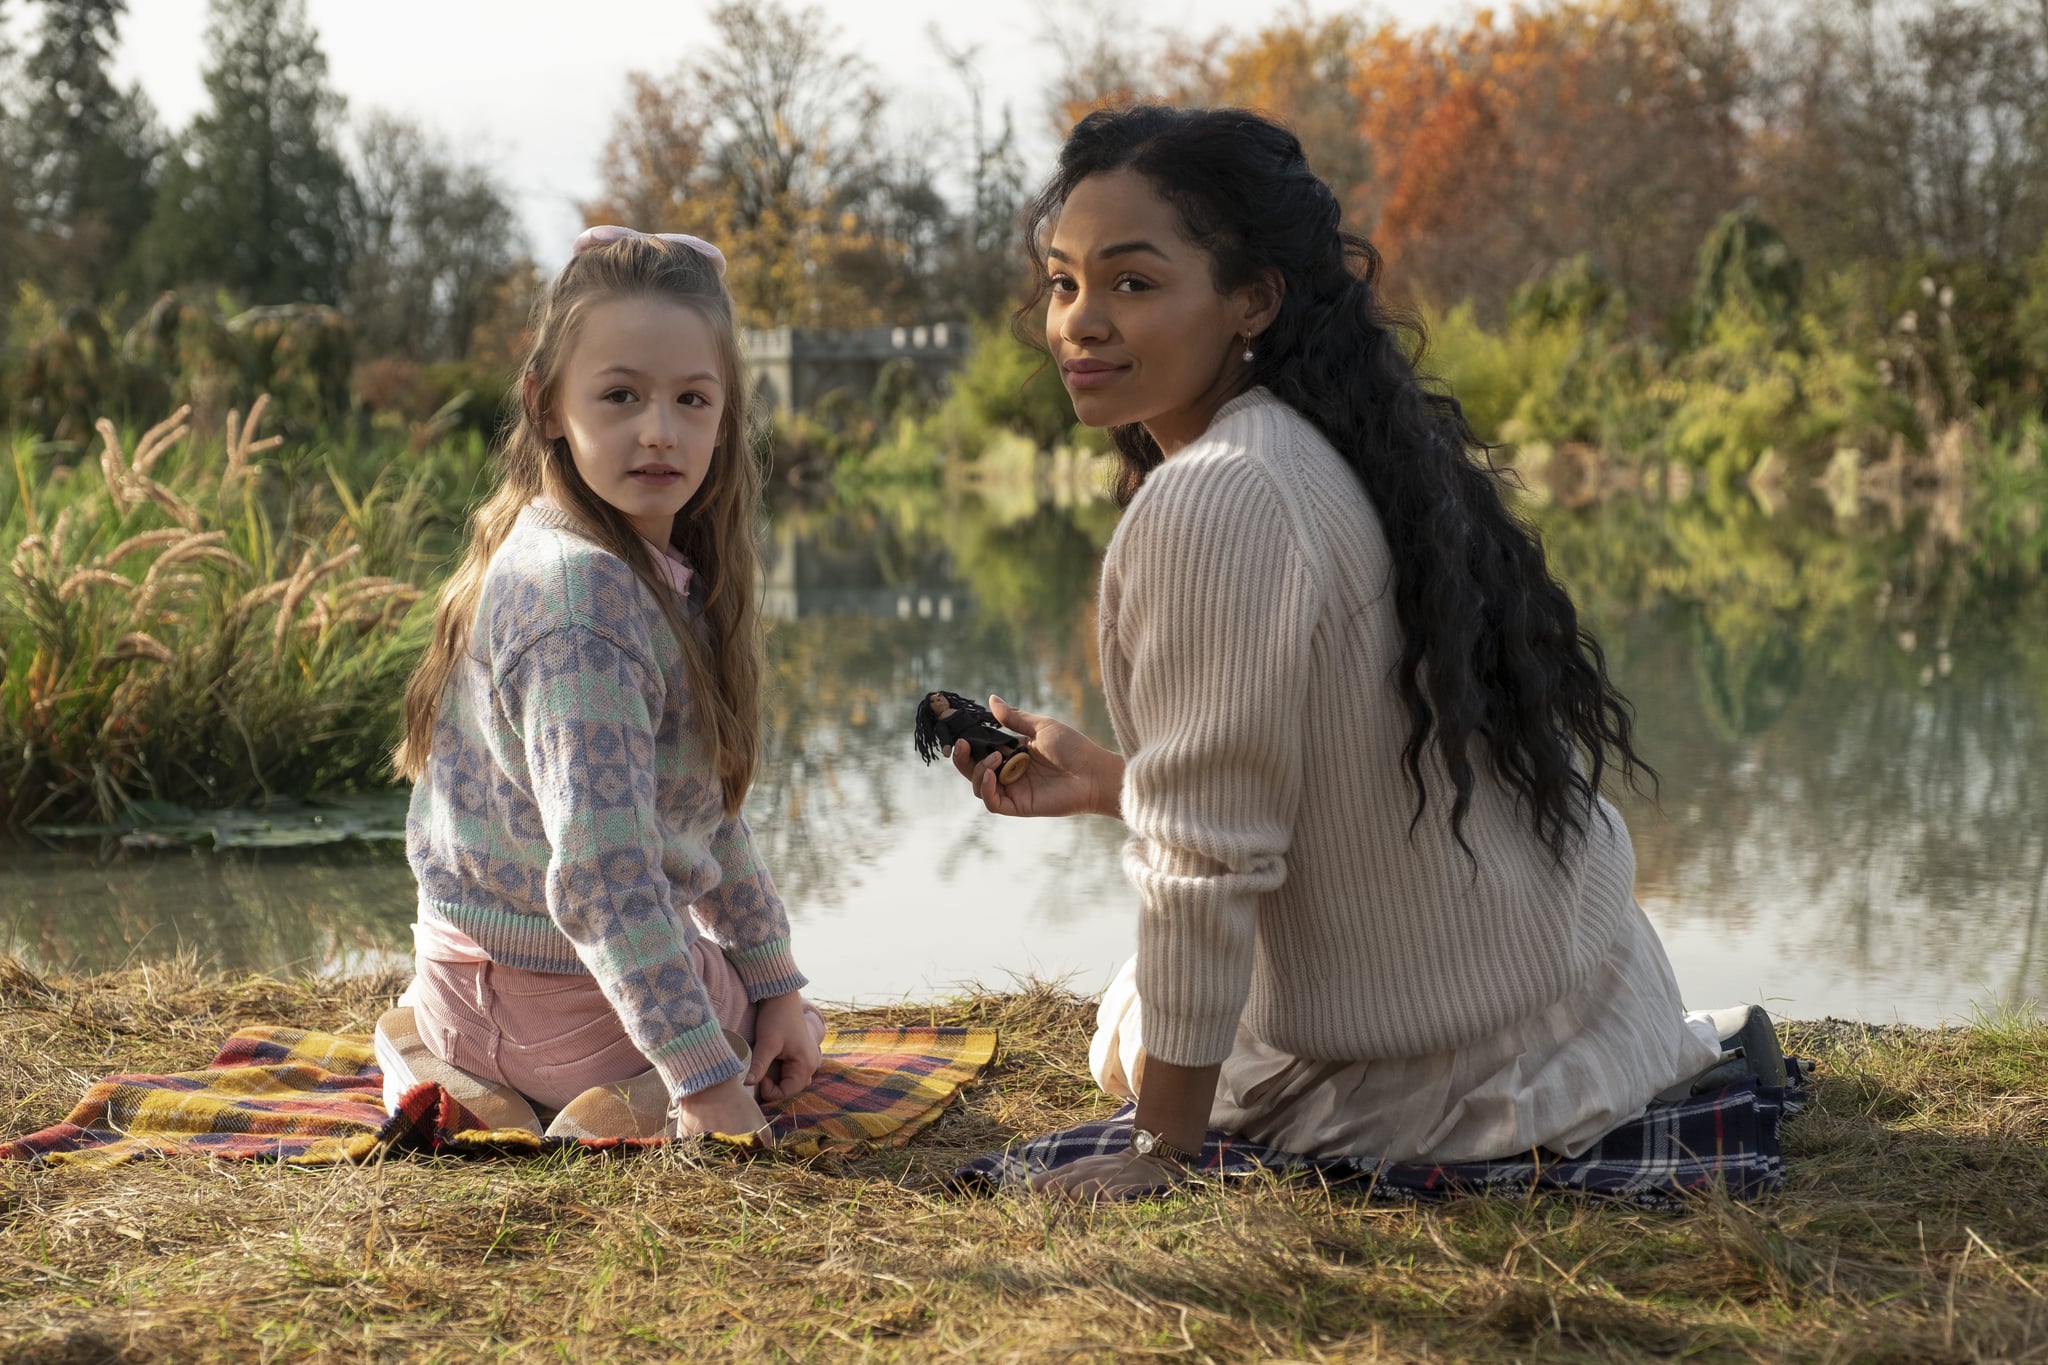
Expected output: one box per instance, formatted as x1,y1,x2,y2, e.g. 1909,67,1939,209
0,0,31,316
0,3,14,105
17,0,161,300
138,0,353,304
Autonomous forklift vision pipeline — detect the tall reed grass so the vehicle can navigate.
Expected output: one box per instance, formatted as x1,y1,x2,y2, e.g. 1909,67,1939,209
0,399,466,827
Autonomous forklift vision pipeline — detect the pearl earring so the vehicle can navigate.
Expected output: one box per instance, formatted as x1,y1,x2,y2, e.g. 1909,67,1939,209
1241,335,1255,362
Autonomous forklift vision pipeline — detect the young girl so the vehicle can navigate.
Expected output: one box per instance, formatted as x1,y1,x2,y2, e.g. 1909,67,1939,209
375,227,823,1143
954,107,1764,1198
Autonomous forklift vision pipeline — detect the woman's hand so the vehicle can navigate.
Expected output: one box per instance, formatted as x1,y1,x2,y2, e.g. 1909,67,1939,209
952,696,1124,821
1028,1150,1188,1201
749,991,822,1103
1026,1060,1223,1199
670,1075,772,1144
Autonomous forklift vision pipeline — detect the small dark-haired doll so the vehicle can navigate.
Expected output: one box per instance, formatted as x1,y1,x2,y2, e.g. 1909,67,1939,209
913,690,1032,786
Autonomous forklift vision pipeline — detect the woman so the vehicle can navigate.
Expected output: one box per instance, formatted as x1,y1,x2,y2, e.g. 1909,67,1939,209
953,105,1742,1200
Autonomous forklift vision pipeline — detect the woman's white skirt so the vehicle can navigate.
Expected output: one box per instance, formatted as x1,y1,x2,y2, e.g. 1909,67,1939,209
1090,900,1723,1163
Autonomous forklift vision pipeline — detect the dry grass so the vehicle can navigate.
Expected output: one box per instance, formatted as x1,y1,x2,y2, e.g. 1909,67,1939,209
1,959,2045,1363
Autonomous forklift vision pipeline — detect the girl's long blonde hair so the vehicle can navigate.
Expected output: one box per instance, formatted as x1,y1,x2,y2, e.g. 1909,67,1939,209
394,235,764,815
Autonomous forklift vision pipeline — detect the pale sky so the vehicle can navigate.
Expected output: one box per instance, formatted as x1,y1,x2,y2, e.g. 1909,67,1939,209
96,0,1484,266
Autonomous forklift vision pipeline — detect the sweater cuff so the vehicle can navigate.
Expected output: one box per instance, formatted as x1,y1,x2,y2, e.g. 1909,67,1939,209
1133,1003,1242,1069
1134,893,1257,1068
725,935,808,1002
644,1020,745,1098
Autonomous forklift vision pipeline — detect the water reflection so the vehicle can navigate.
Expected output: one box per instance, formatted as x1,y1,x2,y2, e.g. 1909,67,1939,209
2,474,2042,1023
0,841,416,975
1544,492,2048,1022
746,490,1133,999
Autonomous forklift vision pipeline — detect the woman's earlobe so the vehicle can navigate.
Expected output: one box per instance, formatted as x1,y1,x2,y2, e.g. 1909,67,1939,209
1252,270,1286,332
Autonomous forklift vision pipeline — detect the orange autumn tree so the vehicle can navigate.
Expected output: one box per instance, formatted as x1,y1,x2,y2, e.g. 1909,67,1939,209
1038,2,1742,321
1044,13,1369,209
1350,0,1747,319
583,2,891,330
1181,15,1373,213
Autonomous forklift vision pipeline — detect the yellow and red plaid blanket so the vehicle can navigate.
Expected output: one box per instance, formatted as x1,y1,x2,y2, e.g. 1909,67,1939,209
2,1024,997,1170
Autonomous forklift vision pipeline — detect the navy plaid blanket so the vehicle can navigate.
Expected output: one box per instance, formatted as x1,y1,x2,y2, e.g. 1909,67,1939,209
955,1060,1807,1204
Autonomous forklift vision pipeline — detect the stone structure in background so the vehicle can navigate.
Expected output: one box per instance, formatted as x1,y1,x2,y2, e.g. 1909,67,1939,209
741,322,970,414
758,519,961,624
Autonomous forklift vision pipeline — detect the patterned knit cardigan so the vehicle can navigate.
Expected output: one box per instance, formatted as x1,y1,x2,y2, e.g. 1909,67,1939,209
407,504,805,1098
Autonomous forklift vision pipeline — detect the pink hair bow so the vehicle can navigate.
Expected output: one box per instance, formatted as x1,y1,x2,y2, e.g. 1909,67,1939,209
572,224,727,278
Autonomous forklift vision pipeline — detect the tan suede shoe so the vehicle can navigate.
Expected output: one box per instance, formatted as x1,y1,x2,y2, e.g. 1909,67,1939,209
543,1030,753,1140
373,1006,543,1134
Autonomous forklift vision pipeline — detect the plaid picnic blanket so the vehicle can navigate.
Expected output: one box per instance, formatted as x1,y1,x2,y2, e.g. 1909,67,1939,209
954,1059,1808,1205
2,1023,996,1171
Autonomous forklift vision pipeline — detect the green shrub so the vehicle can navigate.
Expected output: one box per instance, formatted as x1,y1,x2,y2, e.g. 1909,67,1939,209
2008,237,2048,418
1421,302,1526,446
920,315,1076,455
5,287,156,444
227,305,353,429
4,290,361,442
121,290,240,422
1690,207,1803,344
1427,222,1972,479
1654,306,1878,481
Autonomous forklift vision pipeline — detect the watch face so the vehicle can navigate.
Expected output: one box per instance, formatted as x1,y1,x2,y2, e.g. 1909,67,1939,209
1132,1130,1157,1155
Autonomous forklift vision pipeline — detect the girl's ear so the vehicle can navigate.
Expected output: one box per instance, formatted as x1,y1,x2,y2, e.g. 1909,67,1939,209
522,373,564,442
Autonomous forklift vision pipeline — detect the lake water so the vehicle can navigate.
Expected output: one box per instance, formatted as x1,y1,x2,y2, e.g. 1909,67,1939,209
3,475,2044,1026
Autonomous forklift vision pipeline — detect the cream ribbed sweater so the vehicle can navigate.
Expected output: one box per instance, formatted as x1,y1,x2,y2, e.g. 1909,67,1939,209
1098,388,1640,1068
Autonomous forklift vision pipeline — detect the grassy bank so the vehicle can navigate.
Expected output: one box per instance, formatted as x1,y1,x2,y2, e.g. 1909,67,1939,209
1,960,2044,1362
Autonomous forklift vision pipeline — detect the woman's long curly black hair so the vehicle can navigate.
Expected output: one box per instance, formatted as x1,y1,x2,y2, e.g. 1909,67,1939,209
1020,105,1652,861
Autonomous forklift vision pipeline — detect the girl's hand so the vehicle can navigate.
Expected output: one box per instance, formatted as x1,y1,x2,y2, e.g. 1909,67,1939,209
1027,1150,1187,1201
749,991,822,1103
951,696,1124,820
671,1075,772,1144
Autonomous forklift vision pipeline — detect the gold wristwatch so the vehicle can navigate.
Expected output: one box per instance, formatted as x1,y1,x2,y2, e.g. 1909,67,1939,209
1129,1125,1200,1168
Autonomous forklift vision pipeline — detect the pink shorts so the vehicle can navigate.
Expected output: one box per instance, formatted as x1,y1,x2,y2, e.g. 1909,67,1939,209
410,938,785,1110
